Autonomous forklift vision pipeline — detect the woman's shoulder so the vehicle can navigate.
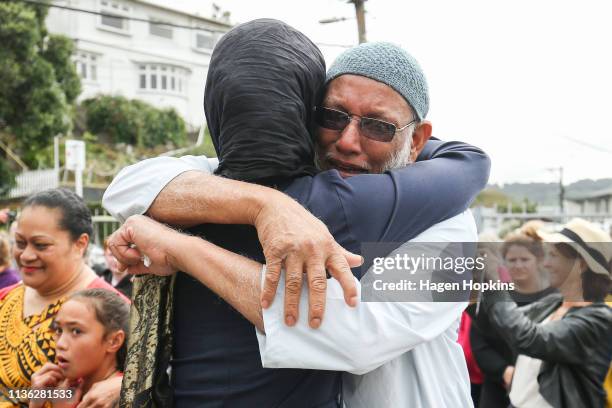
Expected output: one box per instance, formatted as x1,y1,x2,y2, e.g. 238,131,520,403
87,277,131,304
567,302,612,325
0,282,23,301
516,292,563,321
576,302,612,315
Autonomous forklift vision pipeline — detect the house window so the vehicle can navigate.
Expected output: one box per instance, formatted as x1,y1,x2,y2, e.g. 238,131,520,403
74,52,99,82
161,67,167,90
99,1,130,33
101,14,125,29
150,20,173,39
138,64,188,95
139,65,146,88
194,29,218,51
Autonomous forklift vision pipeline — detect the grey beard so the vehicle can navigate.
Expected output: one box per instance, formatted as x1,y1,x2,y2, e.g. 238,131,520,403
381,134,413,172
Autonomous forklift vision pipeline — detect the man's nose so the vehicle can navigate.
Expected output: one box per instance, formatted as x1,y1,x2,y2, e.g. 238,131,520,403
335,119,362,155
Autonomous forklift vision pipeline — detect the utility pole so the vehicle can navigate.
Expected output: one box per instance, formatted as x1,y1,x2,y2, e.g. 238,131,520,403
319,1,367,44
547,166,565,215
558,166,565,215
349,0,367,43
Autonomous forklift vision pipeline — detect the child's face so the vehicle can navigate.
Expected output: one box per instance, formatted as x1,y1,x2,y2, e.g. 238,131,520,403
53,299,111,380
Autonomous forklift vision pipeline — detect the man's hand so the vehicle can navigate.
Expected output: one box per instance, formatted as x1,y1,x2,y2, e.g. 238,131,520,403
107,215,181,276
76,375,121,408
255,194,362,329
480,247,502,282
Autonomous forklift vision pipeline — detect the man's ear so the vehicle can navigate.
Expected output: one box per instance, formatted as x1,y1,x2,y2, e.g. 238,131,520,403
409,121,432,162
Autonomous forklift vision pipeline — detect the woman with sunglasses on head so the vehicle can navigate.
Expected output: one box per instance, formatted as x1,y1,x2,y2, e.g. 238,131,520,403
481,218,612,408
0,188,128,408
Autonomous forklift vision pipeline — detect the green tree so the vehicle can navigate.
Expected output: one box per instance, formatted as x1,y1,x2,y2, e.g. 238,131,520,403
0,159,16,197
83,96,186,148
0,0,80,192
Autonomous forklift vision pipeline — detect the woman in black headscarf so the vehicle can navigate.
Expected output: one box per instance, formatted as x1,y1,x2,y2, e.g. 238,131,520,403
120,19,332,407
205,18,324,183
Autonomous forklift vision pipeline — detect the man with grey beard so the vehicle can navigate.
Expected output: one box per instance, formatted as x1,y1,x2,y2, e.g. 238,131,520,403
104,41,488,407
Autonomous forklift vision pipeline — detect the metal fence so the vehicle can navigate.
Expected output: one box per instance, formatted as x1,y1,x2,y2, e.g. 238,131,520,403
92,210,121,246
473,206,612,234
8,169,59,198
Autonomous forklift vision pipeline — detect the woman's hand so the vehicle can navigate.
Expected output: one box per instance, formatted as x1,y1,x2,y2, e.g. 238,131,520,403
502,365,515,390
29,363,65,408
76,375,121,408
31,363,64,389
50,378,84,408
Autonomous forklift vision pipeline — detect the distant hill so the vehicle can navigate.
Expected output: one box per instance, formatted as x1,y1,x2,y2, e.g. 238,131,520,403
487,178,612,206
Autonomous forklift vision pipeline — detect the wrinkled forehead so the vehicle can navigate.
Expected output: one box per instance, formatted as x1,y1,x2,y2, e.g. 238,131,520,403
323,74,413,120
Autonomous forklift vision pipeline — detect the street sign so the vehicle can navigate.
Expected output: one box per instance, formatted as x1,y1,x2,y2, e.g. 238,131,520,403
65,139,86,171
65,139,86,197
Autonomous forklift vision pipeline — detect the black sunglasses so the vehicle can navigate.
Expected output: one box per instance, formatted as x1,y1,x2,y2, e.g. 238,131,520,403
314,106,416,142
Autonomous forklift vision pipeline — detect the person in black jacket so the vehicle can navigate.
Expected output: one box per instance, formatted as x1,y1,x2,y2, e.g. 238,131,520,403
482,218,612,408
471,224,558,407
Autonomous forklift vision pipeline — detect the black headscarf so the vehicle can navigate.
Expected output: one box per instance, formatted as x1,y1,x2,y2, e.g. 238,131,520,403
204,19,325,184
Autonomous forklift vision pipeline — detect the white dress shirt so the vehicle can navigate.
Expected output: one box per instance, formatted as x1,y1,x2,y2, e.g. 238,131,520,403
102,155,475,408
103,155,219,222
257,211,476,408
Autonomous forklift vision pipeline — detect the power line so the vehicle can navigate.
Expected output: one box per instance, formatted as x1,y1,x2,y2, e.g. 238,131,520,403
562,135,612,155
12,0,354,50
7,1,354,87
8,0,230,34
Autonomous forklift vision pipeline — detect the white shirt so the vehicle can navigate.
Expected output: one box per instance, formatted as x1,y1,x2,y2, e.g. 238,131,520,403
509,315,554,408
257,211,476,408
103,155,219,222
102,155,475,408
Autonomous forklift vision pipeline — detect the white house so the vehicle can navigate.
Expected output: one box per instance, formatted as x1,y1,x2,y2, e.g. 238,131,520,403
46,0,232,129
566,187,612,222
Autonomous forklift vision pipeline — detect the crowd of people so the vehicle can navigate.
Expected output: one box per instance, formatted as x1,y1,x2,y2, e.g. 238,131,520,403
0,17,610,408
0,189,128,407
459,221,612,408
